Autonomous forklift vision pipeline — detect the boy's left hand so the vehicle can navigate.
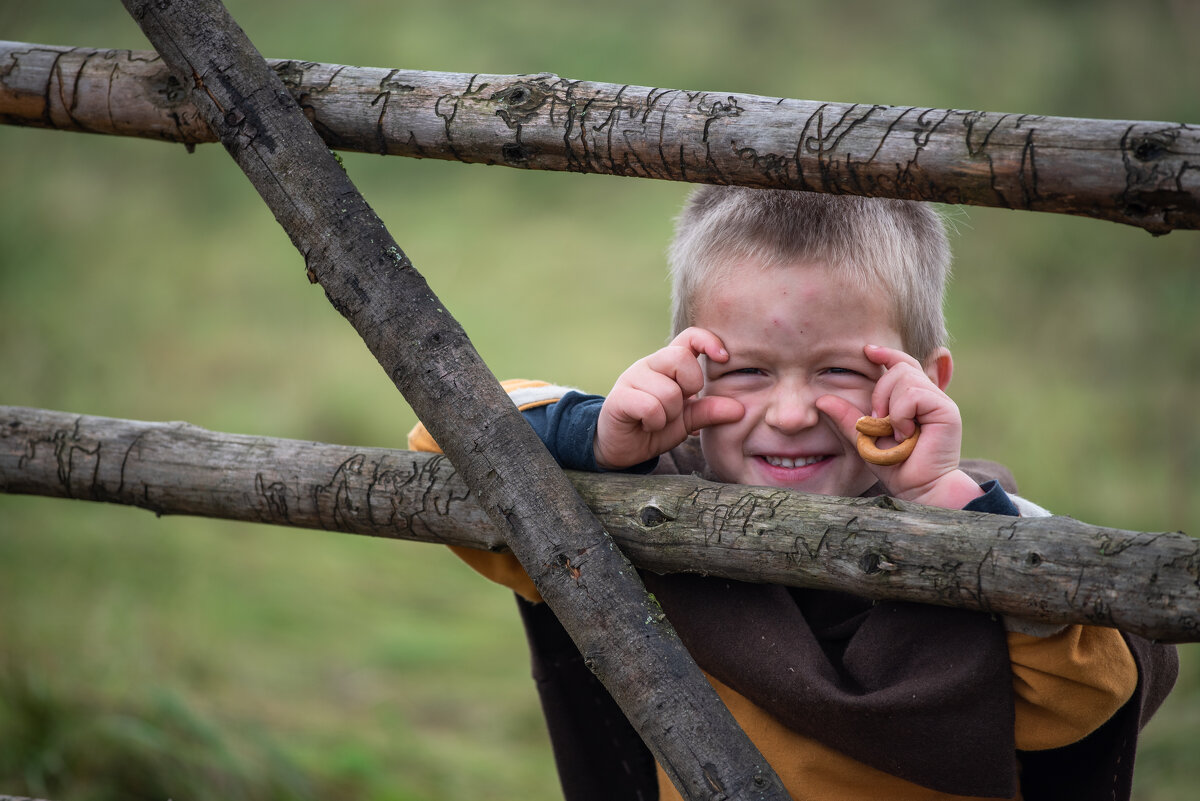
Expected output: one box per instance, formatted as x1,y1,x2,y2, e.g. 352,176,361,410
816,345,985,509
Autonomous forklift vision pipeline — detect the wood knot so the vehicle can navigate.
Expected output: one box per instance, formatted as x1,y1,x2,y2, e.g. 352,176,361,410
501,142,532,163
638,505,670,528
492,82,548,128
1129,130,1175,162
498,83,543,110
861,552,897,575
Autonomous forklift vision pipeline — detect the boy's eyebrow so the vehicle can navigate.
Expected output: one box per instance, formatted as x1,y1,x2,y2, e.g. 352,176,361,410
721,342,871,362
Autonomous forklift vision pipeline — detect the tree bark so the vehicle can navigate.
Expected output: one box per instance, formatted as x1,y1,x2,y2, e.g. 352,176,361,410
2,40,1198,234
113,2,787,799
3,405,1196,643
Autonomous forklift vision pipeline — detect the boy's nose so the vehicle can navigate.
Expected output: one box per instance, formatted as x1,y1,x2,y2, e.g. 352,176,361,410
764,386,820,434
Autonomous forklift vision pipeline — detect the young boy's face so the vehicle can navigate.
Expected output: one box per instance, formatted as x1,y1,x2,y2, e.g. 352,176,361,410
695,260,908,497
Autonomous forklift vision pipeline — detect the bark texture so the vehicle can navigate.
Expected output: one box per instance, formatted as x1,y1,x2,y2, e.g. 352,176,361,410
112,2,786,799
3,406,1196,643
2,40,1198,233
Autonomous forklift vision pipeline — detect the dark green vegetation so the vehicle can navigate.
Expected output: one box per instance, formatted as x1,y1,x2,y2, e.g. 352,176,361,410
1,1,1198,799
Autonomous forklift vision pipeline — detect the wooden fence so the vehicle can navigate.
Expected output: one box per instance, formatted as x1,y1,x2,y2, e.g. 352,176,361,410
1,1,1198,799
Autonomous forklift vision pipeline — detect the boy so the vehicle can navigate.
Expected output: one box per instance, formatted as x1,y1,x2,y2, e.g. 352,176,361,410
409,187,1176,800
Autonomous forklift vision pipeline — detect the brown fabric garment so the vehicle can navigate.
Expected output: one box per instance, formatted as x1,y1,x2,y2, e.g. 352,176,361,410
641,573,1018,796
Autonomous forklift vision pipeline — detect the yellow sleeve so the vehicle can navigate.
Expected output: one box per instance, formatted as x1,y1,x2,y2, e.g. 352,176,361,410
406,379,578,604
1009,624,1137,751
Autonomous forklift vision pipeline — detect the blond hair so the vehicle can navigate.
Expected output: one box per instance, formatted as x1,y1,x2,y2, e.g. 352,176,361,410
668,186,951,363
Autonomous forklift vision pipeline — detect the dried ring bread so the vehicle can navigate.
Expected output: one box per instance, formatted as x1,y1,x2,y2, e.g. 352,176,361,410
855,415,919,466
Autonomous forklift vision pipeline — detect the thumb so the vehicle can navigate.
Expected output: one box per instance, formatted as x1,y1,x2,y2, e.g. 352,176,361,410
683,395,744,434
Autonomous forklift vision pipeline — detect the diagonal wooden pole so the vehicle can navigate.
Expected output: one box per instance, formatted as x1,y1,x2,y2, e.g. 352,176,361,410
117,1,787,798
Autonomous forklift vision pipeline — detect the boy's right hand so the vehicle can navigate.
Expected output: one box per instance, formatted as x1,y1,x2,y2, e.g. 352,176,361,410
594,327,745,470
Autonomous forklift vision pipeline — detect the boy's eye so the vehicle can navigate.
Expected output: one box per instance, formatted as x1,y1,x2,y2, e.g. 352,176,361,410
712,367,763,380
823,367,871,382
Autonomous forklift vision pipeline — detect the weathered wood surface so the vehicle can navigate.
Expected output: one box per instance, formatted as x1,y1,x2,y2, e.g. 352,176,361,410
115,2,787,799
4,406,1196,643
2,40,1197,234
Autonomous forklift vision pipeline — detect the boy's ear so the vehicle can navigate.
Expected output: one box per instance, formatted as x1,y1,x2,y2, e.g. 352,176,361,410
924,347,954,391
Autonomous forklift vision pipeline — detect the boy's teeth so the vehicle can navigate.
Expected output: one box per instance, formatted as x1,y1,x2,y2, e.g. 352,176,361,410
764,455,823,468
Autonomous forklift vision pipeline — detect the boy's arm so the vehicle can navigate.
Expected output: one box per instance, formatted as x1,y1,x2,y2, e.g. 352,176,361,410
1008,625,1138,751
407,379,588,603
521,390,657,473
407,378,682,602
964,486,1140,751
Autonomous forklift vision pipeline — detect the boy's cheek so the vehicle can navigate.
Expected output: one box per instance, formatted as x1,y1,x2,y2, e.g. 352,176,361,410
829,385,873,409
698,427,740,472
816,389,872,423
699,375,736,397
843,466,883,498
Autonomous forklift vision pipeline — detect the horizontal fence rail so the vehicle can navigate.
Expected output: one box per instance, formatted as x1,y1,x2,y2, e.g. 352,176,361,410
3,405,1196,642
1,41,1198,233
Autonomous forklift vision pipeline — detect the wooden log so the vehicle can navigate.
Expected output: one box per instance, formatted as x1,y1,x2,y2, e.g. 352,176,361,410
3,405,1195,643
1,40,1197,234
115,2,787,798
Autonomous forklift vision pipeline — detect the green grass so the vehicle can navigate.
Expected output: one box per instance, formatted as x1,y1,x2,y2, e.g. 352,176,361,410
1,0,1199,799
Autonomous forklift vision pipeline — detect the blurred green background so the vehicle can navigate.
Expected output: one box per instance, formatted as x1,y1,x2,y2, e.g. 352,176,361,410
1,1,1198,799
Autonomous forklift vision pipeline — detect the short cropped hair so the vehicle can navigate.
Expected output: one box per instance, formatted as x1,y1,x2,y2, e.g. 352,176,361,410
668,186,951,363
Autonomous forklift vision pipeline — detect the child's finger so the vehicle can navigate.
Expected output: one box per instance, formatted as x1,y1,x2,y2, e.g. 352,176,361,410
682,395,744,434
813,394,868,446
625,368,692,427
669,326,730,364
864,344,923,372
642,345,707,398
611,386,670,433
885,384,958,440
863,346,929,421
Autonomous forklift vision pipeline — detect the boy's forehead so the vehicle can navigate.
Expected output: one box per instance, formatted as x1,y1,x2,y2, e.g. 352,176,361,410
706,254,843,283
695,258,865,311
691,259,904,347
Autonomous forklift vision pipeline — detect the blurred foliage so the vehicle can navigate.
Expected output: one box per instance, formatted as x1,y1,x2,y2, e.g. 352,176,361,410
0,0,1198,799
0,663,324,801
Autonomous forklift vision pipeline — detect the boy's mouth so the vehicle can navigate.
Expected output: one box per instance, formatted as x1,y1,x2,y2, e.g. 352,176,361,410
760,454,828,469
